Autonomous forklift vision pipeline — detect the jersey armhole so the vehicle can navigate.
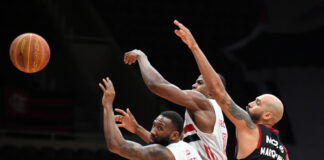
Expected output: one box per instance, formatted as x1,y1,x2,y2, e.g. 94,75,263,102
256,124,262,149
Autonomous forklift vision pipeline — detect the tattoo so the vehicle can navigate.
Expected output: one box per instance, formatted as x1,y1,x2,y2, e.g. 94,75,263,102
119,141,171,160
147,145,170,159
221,94,256,129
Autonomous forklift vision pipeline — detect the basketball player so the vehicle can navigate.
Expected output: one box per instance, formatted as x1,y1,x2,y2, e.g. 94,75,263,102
99,77,202,160
173,20,289,160
123,50,228,160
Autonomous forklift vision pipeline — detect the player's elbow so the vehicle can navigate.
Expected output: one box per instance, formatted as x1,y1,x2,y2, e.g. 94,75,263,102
146,80,156,88
147,82,158,92
107,143,120,154
107,146,117,154
106,141,122,154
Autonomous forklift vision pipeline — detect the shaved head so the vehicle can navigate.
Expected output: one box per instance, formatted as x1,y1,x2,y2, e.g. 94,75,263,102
260,94,284,125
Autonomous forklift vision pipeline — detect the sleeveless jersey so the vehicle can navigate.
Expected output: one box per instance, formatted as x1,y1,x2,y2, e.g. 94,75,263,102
167,140,202,160
240,124,288,160
183,99,228,160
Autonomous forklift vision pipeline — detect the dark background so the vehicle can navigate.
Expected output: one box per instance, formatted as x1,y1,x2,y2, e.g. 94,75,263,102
1,0,324,159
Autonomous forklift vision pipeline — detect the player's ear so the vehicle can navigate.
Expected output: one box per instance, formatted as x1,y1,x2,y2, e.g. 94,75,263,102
170,131,180,141
263,112,273,121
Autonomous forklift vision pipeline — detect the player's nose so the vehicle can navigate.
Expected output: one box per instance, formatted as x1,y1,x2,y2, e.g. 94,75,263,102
192,83,197,89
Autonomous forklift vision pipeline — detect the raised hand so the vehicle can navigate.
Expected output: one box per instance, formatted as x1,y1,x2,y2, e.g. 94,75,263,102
114,108,139,134
99,77,115,107
124,49,145,65
174,20,197,49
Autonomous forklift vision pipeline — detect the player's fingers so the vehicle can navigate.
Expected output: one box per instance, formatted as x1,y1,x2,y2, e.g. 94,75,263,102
174,19,180,27
126,108,133,116
174,20,190,33
114,114,123,119
115,108,128,116
174,20,184,29
117,124,125,128
127,56,134,64
174,30,182,38
114,115,122,122
124,56,128,64
99,83,105,92
125,54,132,63
129,57,135,64
106,77,114,89
179,30,186,36
102,78,109,88
128,58,132,65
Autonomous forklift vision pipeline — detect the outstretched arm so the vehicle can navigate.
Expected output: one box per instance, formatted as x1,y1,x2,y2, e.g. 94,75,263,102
124,49,208,111
99,77,174,160
174,20,256,131
115,108,151,144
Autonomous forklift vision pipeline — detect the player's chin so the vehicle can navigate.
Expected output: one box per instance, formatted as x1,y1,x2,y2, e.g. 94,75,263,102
246,106,251,113
149,136,155,144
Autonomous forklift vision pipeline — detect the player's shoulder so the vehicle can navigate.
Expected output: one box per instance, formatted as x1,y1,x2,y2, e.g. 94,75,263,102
184,90,213,110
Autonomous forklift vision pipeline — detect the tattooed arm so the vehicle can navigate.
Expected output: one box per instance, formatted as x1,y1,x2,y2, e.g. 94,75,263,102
104,108,174,160
119,142,174,160
173,20,256,131
100,78,174,160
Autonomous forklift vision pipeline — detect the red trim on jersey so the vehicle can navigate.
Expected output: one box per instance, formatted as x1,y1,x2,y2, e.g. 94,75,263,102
284,146,288,160
264,125,279,134
184,124,197,134
256,124,262,149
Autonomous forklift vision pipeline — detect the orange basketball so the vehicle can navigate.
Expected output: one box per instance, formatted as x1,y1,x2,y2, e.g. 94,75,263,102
9,33,50,73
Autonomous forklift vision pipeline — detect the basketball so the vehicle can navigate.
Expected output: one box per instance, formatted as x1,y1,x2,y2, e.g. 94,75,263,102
9,33,50,73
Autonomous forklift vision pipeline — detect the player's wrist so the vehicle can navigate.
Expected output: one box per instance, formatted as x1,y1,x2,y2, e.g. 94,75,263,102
189,43,199,51
134,124,143,134
102,104,112,110
137,53,147,61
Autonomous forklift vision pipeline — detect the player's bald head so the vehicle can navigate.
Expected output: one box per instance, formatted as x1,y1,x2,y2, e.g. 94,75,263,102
261,94,284,124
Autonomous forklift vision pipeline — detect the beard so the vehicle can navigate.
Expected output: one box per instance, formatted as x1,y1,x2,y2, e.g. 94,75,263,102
149,135,170,146
247,108,262,123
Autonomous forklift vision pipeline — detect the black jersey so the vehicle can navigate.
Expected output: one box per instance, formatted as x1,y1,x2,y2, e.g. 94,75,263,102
240,124,288,160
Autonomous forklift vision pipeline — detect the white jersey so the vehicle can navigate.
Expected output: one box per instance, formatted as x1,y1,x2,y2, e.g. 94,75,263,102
183,99,228,160
167,140,202,160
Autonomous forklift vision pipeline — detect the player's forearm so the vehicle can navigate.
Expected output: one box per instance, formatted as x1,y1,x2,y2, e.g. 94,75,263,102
190,46,256,129
103,106,125,154
135,124,151,144
137,54,168,90
190,45,226,100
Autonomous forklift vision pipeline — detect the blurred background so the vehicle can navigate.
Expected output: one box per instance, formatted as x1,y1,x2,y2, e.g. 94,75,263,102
1,0,324,159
